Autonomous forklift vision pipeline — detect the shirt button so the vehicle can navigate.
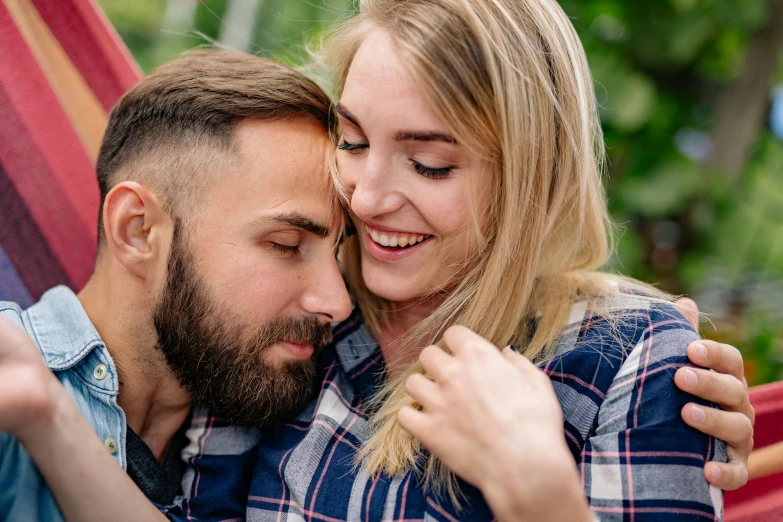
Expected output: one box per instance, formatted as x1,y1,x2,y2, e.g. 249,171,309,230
104,438,118,454
93,364,108,380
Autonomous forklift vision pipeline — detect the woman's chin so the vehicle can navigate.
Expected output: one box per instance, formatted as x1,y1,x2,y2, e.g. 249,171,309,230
365,283,421,303
362,273,428,304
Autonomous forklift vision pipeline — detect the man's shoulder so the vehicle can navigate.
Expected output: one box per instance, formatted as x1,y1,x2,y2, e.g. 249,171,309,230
0,300,26,328
0,300,40,355
1,287,107,372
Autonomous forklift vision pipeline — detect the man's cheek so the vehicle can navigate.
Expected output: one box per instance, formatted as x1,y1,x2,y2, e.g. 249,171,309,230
222,263,298,317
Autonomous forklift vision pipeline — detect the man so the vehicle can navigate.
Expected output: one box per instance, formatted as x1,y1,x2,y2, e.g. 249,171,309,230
0,49,351,521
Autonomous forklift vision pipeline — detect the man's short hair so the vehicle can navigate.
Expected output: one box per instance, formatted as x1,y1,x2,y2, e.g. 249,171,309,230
95,49,334,243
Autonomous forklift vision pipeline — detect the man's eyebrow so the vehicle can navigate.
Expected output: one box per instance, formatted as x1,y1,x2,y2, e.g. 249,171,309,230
268,212,331,239
393,131,457,144
335,103,360,128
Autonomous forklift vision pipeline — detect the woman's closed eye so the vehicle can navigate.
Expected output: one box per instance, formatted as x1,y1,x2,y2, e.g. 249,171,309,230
337,138,368,153
410,159,454,179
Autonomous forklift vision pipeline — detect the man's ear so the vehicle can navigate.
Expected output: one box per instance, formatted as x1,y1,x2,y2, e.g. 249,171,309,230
102,181,170,278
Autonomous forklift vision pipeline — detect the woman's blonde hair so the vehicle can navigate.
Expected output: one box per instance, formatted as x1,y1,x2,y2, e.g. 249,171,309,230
323,0,666,498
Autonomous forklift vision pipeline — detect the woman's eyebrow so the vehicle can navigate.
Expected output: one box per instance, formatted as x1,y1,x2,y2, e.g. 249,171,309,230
336,103,457,144
393,131,457,144
335,103,360,127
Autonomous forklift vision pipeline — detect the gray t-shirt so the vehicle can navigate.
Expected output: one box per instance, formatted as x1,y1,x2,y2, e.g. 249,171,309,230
125,425,188,506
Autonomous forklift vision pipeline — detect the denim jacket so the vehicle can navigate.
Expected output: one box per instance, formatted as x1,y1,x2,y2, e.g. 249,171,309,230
0,286,127,522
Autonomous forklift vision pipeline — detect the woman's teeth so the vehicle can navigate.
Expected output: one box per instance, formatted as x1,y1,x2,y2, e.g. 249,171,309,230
366,226,428,248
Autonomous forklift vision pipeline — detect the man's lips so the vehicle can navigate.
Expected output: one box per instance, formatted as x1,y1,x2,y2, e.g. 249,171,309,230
277,340,315,359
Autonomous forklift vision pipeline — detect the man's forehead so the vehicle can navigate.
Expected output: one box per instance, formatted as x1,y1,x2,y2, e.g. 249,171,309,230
207,118,336,218
233,118,331,178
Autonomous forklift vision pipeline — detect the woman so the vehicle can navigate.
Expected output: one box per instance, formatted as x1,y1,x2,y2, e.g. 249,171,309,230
241,0,744,517
0,0,755,520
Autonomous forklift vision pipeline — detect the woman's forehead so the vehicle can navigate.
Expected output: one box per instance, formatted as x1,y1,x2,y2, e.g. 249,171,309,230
341,33,452,137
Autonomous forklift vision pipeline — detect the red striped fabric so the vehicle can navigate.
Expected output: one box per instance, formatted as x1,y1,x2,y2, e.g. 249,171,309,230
30,0,141,111
725,381,783,521
0,0,140,306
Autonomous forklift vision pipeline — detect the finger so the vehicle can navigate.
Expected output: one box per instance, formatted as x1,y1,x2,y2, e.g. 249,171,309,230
419,345,455,382
501,346,542,378
0,317,35,356
681,404,753,445
405,373,443,411
704,458,748,491
675,298,699,330
748,441,783,480
687,340,745,382
397,405,433,443
674,367,748,411
442,325,495,356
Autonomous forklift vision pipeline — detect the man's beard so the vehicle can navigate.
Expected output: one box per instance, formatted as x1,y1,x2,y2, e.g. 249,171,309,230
152,224,332,428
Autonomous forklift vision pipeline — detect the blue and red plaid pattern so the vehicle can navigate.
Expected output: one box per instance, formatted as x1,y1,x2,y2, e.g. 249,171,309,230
166,296,726,522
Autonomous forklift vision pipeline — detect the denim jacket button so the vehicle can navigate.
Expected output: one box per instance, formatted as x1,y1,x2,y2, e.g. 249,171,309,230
104,438,118,454
93,364,108,380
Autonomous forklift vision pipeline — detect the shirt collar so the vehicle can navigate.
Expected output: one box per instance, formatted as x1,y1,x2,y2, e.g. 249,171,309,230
330,307,387,400
25,286,105,370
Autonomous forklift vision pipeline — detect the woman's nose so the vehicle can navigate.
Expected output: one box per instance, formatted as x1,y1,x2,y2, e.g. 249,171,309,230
348,157,404,219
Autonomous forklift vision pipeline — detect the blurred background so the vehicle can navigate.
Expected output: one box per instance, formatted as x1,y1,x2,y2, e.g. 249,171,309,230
97,0,783,385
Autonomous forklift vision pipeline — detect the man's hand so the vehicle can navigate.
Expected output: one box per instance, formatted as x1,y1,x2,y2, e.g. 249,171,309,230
673,297,754,490
0,317,169,522
397,325,591,522
0,316,59,441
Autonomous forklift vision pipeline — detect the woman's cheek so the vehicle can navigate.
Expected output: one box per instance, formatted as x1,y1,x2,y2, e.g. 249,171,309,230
417,181,472,239
335,153,360,190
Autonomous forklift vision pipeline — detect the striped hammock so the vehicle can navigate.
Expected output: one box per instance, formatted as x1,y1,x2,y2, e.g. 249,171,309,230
0,1,781,519
0,0,139,307
725,381,783,521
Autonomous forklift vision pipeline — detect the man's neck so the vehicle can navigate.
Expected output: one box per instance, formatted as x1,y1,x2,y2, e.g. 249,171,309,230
78,276,192,463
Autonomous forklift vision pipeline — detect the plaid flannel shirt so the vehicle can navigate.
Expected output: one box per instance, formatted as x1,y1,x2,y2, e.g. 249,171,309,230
166,296,726,522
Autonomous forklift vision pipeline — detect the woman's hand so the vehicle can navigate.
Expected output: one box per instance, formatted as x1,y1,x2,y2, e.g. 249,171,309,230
674,298,754,490
397,325,592,522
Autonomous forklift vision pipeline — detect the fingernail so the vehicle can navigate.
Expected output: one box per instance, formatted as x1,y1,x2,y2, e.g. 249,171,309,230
509,345,521,354
684,369,698,389
691,405,706,424
693,343,707,362
711,466,722,482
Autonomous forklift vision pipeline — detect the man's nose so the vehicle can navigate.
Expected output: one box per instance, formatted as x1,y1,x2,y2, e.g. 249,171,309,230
300,256,352,324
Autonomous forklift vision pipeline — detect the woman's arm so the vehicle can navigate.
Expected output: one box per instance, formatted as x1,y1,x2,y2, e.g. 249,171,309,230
574,309,725,520
0,317,167,522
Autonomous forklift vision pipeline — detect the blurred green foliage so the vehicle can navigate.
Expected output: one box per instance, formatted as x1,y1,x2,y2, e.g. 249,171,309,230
98,0,783,384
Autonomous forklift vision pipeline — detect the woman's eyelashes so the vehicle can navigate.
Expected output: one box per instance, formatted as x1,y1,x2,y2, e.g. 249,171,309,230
411,159,454,179
338,137,455,179
337,139,368,153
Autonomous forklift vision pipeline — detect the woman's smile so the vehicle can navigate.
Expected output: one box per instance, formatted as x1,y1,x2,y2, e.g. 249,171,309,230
362,222,435,262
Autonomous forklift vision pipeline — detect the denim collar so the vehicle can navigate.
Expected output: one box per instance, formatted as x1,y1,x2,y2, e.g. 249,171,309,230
25,286,105,371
